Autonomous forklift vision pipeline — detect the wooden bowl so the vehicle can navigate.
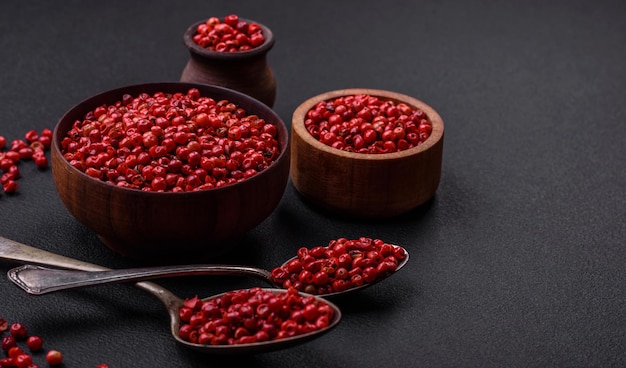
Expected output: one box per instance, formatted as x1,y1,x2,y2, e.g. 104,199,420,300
180,17,276,107
291,89,444,218
52,82,290,262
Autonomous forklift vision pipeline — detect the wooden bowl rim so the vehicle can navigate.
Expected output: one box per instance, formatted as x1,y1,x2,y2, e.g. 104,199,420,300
292,88,444,161
52,81,289,198
183,17,275,60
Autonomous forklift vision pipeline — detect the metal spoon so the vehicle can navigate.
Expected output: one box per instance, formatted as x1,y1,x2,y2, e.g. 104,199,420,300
6,244,409,298
0,236,341,354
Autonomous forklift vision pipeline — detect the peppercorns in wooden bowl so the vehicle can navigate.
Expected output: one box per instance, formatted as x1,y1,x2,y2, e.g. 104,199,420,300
52,82,290,262
291,88,444,218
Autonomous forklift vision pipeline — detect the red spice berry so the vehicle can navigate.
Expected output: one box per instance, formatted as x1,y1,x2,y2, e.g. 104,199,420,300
351,273,364,286
1,335,17,352
7,165,20,179
9,323,27,340
312,271,329,286
0,318,7,332
96,365,109,368
362,266,379,283
0,357,16,367
223,14,239,27
0,136,6,150
0,159,13,171
8,346,25,358
25,336,43,352
9,140,27,153
32,153,48,169
24,130,39,143
14,354,32,368
40,128,53,138
45,350,63,366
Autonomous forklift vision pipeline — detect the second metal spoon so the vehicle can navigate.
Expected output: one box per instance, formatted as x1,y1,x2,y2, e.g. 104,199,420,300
7,246,409,298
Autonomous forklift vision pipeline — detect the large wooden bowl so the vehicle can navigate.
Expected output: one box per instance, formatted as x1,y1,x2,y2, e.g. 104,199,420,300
291,89,444,218
52,82,290,262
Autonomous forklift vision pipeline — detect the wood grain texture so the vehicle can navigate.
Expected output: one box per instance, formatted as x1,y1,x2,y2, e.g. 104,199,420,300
291,89,444,218
180,18,276,107
51,82,290,262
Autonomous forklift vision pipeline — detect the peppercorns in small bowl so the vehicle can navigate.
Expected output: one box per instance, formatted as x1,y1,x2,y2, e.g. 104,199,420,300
180,14,276,107
52,82,290,262
291,88,444,218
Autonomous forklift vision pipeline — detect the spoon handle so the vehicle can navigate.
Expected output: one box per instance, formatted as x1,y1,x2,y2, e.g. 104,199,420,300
0,236,180,308
0,236,108,272
8,263,274,295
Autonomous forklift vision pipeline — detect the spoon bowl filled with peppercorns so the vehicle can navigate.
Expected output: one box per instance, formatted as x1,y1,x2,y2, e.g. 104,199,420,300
291,88,445,218
51,82,290,263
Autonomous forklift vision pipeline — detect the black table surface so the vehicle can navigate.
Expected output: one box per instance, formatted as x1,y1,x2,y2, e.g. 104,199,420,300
1,1,625,367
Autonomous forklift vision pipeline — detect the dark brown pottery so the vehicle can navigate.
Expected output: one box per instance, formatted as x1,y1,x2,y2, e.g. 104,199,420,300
180,18,276,107
291,89,444,218
52,82,290,263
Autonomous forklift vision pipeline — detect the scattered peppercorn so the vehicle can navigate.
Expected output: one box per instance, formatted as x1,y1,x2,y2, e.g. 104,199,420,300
0,317,108,367
9,324,27,340
0,357,16,367
14,353,32,368
0,129,51,195
45,350,63,366
1,336,17,353
25,336,42,352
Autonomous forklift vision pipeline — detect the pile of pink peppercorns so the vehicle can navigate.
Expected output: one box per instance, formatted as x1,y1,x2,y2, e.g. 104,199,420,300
270,237,407,295
0,318,108,367
192,14,265,52
304,94,433,153
178,287,335,346
60,88,280,192
0,129,51,195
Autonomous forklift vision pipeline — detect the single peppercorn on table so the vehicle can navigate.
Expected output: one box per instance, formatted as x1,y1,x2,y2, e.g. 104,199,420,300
1,1,625,368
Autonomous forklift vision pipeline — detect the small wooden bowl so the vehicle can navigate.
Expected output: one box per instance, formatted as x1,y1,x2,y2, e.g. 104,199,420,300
52,82,290,262
180,18,276,107
291,89,444,218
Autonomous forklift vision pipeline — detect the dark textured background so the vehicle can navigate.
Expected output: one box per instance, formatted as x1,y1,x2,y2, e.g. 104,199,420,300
1,1,625,367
